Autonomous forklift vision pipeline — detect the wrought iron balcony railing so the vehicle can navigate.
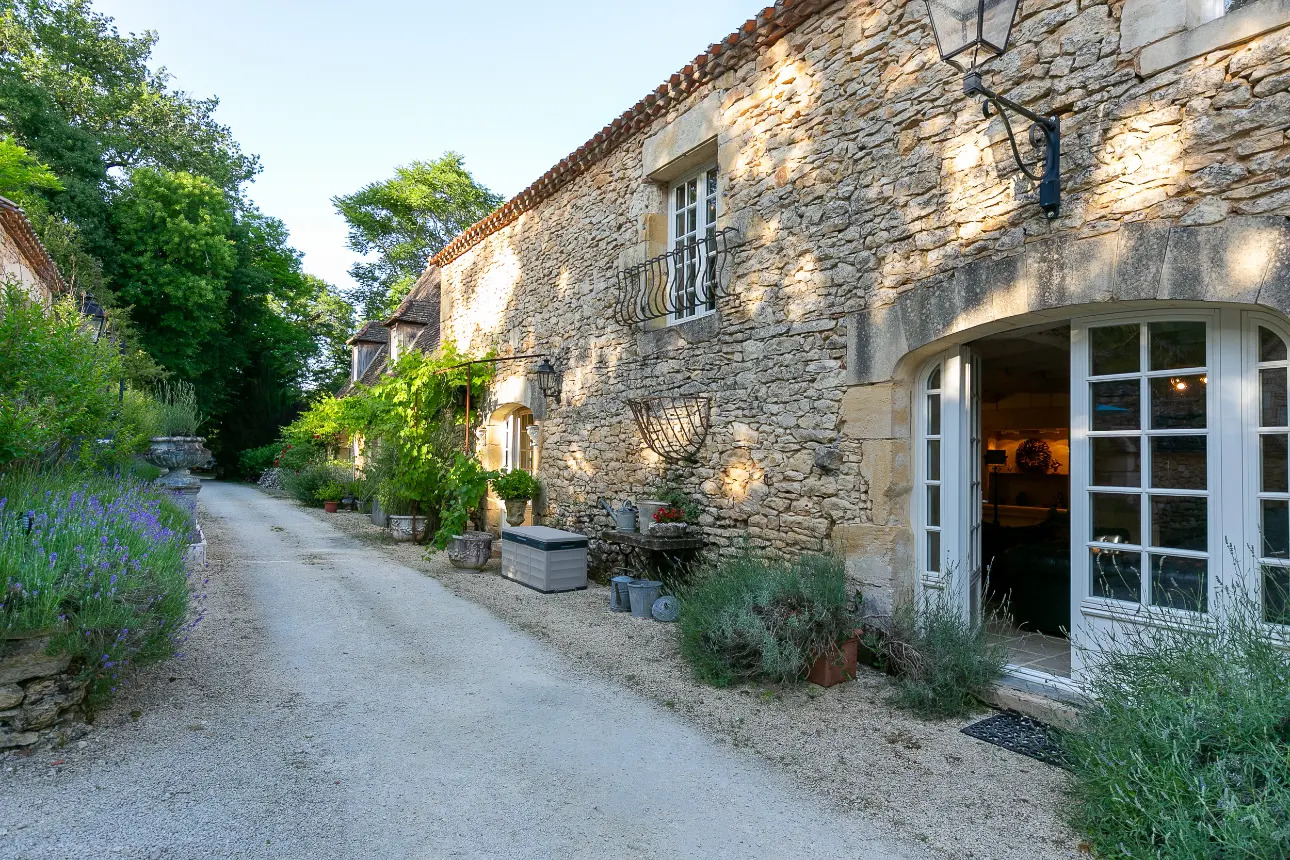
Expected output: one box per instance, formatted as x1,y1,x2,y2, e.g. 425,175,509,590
613,228,740,326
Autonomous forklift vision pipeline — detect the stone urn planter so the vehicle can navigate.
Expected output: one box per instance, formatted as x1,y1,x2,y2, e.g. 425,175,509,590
143,437,211,496
448,531,493,570
503,498,529,527
388,515,426,542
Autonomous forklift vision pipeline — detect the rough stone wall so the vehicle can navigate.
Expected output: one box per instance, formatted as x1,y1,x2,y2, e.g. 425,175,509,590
439,0,1290,597
0,226,53,304
0,636,88,749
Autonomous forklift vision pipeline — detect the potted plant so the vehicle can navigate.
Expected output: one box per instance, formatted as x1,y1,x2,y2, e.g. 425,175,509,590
649,505,688,537
806,633,860,688
142,381,210,497
491,470,541,527
316,480,346,513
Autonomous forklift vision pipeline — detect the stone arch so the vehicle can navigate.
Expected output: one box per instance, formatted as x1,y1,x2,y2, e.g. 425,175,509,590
850,216,1290,385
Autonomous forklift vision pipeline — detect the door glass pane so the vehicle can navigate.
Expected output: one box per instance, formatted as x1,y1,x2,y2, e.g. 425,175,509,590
1091,547,1141,602
928,367,941,390
1091,325,1139,376
1261,368,1288,427
927,393,941,436
1150,436,1207,490
1151,496,1208,551
926,440,941,481
1264,565,1290,625
1262,499,1290,559
1149,321,1206,371
926,530,941,573
1150,555,1208,612
1261,326,1288,363
926,485,941,528
1091,380,1140,431
1262,435,1289,493
1091,437,1141,487
1150,375,1207,430
1091,493,1140,544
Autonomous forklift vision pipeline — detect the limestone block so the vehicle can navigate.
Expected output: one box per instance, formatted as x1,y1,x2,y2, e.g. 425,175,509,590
0,639,71,685
840,382,899,439
0,730,38,749
1111,221,1173,302
849,304,907,385
1140,0,1290,75
1120,0,1187,51
0,683,20,710
642,91,723,181
1160,217,1287,303
859,439,912,527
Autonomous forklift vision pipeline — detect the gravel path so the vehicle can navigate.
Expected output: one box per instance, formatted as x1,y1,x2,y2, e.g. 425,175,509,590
310,494,1084,860
2,482,937,859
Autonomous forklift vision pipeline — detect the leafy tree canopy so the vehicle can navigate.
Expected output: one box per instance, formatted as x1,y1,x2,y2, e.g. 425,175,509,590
333,152,502,319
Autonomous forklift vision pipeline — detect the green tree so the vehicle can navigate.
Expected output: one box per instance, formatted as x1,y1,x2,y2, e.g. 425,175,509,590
333,153,502,318
108,167,236,390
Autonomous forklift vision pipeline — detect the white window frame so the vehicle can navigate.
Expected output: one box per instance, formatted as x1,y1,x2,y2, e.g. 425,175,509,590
667,164,719,324
501,409,535,474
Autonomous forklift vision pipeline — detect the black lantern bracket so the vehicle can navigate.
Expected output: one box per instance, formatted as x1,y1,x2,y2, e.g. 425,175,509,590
963,70,1061,220
534,356,562,404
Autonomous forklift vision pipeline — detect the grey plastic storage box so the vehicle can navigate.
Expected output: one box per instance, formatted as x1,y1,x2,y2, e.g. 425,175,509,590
500,526,589,594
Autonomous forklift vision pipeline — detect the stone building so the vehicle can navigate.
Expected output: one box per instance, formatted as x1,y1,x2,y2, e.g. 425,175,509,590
364,0,1290,694
0,196,66,304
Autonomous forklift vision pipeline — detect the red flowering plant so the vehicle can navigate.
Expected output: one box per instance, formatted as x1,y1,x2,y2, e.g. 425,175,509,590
654,506,685,524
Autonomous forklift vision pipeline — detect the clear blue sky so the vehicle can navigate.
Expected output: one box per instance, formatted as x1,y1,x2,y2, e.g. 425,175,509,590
93,0,757,295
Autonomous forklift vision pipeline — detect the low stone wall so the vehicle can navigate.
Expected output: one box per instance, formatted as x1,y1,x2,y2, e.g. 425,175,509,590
0,635,88,750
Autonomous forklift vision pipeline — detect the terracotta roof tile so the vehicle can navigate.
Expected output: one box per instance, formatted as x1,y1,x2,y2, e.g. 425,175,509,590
0,196,67,296
430,0,834,268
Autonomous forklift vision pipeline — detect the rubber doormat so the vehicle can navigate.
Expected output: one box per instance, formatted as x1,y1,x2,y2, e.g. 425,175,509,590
961,711,1069,769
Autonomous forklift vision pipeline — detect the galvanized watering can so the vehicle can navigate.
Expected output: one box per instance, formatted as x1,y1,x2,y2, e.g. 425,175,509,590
599,499,637,532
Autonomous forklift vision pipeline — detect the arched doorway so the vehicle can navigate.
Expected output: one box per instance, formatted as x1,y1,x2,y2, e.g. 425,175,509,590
480,403,538,529
915,304,1290,689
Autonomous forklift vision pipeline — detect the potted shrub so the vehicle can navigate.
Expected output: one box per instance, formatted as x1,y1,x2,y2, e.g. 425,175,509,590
316,480,345,513
142,382,210,497
491,470,540,527
650,505,688,537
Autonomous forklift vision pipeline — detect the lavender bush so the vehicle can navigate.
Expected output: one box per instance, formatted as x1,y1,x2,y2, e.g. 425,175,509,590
0,469,200,706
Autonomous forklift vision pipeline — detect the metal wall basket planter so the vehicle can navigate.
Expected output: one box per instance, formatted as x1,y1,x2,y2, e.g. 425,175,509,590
627,396,711,463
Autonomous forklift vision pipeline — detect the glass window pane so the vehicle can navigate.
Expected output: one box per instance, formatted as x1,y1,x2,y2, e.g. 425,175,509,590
1150,555,1208,612
706,168,718,198
1149,321,1206,371
1263,435,1289,493
1150,496,1208,552
1091,548,1141,602
927,440,941,481
926,485,941,528
674,212,685,239
927,393,941,436
1091,380,1140,431
1091,493,1140,544
1262,368,1288,427
1261,326,1288,363
1263,565,1290,625
927,530,941,573
927,367,941,391
1150,436,1207,490
1091,325,1139,376
1150,375,1207,430
1092,437,1141,487
1262,499,1290,559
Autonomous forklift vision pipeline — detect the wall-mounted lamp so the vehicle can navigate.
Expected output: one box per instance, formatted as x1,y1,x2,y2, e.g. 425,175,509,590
534,357,561,404
79,293,107,343
924,0,1062,219
474,425,488,451
526,424,541,448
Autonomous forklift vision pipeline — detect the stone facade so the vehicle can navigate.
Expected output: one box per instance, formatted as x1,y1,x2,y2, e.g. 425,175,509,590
0,197,66,304
432,0,1290,604
0,635,89,749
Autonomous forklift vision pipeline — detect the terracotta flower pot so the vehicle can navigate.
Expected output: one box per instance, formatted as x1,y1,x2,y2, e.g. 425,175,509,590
323,501,339,513
807,637,859,688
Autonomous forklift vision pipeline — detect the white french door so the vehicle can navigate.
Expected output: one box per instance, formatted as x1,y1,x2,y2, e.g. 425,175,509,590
916,307,1290,684
916,346,982,620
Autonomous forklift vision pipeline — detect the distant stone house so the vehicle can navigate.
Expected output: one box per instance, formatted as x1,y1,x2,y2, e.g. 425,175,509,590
358,0,1290,695
0,196,66,304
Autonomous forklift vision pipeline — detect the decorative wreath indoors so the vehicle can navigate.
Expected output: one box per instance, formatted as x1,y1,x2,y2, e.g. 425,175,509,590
626,396,711,464
1014,438,1059,474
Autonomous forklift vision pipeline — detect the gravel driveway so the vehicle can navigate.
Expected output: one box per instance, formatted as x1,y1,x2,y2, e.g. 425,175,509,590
2,482,936,859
